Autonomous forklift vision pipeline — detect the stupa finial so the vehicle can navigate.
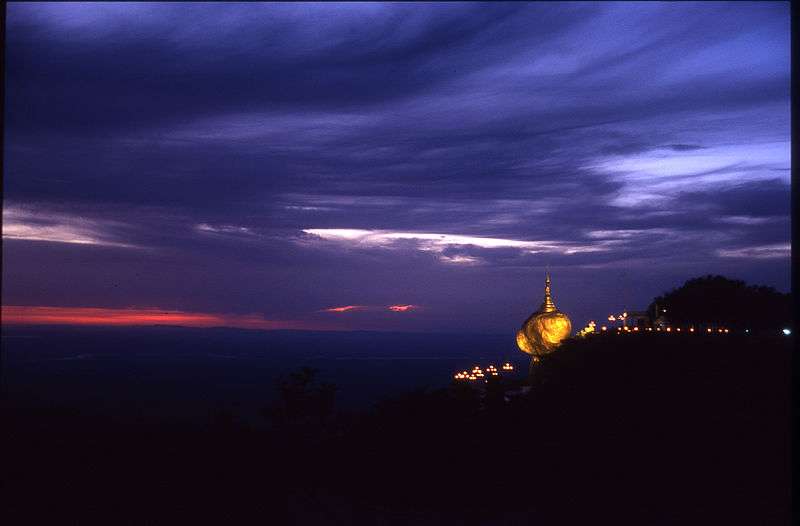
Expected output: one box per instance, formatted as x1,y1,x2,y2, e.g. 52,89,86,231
541,272,556,313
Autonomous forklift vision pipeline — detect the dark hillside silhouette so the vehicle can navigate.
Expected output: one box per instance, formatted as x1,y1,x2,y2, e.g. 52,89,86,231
647,275,791,330
4,331,790,525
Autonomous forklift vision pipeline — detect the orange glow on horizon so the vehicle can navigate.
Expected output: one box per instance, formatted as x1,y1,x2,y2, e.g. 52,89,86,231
1,306,314,331
388,304,416,312
322,305,366,313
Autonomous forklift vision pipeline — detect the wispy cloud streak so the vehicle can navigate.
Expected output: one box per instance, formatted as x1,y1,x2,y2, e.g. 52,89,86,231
388,305,417,312
302,229,614,256
716,244,790,259
321,305,367,313
3,206,135,248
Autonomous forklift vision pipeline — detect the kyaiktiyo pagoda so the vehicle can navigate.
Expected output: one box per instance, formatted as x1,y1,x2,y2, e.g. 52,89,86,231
516,273,572,371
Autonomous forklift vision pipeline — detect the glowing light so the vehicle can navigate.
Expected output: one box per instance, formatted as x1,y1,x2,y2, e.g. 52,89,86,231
782,328,791,336
690,328,695,332
633,327,639,332
601,326,607,331
608,315,616,321
707,328,712,333
666,327,671,332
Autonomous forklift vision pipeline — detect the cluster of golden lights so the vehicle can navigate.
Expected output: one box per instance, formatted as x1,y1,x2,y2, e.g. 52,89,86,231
577,320,596,337
596,325,731,334
607,312,628,323
453,363,514,381
596,308,737,334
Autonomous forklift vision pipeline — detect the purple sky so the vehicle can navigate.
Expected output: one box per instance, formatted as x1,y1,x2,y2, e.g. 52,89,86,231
2,2,791,333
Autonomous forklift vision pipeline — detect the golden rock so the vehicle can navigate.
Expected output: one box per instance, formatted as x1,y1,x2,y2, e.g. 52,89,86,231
517,273,572,356
516,328,534,355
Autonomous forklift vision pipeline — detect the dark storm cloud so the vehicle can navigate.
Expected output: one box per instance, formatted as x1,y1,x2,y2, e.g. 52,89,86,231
679,179,791,218
3,2,790,331
5,3,564,133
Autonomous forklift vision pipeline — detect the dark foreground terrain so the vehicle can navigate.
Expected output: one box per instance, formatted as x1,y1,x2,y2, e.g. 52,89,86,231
3,331,791,525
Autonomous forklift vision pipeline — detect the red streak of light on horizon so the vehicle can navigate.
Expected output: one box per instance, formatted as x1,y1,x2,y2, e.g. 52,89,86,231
322,305,366,313
1,306,313,331
388,304,416,312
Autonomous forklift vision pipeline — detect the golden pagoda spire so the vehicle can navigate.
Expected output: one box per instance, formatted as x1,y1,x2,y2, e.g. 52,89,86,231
516,270,572,362
540,272,556,313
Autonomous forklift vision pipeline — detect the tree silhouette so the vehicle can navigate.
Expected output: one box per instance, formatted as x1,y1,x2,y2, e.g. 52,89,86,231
647,274,790,330
261,366,337,443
